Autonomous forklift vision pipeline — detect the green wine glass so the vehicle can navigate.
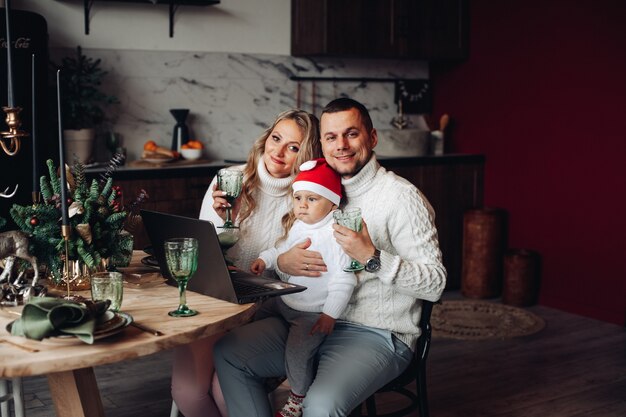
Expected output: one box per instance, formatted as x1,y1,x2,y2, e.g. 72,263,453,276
333,208,365,272
217,168,244,229
164,237,199,317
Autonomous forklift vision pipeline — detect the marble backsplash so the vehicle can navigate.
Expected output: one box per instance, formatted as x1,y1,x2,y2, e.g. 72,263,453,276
51,48,429,162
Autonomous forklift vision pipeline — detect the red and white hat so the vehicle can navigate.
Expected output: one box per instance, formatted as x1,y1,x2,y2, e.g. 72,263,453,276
292,158,342,206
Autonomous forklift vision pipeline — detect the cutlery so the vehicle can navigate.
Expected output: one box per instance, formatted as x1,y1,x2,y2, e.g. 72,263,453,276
130,322,163,336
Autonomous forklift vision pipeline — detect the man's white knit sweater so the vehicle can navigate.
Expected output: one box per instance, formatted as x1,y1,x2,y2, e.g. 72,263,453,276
281,155,447,350
199,159,293,273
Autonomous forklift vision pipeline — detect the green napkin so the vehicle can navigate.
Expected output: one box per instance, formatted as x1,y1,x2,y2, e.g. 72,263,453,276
10,297,110,344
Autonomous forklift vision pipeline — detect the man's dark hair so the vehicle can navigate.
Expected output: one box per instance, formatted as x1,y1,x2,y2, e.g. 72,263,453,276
321,98,374,133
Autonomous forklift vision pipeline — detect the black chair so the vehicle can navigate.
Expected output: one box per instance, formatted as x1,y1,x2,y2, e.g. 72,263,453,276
351,300,435,417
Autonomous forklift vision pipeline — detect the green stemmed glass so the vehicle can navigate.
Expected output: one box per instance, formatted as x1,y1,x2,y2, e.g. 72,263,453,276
217,168,244,229
164,237,199,317
333,208,365,272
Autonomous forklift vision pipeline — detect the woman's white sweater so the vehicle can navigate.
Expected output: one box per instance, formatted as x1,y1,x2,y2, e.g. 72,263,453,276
199,160,293,273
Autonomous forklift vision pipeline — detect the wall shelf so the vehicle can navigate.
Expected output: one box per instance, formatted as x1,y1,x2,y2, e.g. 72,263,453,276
57,0,220,37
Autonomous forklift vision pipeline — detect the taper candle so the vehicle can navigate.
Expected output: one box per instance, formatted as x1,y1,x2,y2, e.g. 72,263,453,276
4,0,14,107
32,54,38,193
57,69,68,226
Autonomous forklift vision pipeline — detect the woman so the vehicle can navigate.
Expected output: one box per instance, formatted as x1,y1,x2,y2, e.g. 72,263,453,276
171,109,321,417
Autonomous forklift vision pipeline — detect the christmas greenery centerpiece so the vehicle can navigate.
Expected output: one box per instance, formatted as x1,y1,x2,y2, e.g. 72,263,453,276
9,157,145,286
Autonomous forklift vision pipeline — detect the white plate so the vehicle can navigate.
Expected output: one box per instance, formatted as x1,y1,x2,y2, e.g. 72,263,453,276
7,311,134,344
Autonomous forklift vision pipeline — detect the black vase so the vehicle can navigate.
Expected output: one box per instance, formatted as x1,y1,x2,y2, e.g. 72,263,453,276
170,108,189,151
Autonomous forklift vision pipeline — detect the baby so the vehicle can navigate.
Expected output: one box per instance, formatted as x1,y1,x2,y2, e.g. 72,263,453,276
251,158,357,417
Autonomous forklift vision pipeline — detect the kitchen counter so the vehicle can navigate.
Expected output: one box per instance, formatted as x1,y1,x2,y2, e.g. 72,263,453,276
86,154,484,181
85,158,245,180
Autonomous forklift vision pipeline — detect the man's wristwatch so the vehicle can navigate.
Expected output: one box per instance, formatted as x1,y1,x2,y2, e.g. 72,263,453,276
364,249,381,272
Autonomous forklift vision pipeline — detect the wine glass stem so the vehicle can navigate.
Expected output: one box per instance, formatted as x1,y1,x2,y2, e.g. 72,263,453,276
224,207,233,227
178,280,188,310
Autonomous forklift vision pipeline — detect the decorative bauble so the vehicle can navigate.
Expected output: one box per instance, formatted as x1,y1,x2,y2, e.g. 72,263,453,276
30,216,39,226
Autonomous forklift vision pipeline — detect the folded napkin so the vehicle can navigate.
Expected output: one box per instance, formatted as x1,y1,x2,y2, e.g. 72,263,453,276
10,297,110,344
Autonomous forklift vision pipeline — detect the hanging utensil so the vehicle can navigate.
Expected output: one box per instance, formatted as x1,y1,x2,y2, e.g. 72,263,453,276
439,114,450,132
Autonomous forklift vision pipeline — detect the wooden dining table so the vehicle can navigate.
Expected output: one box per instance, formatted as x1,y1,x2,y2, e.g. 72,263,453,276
0,252,258,417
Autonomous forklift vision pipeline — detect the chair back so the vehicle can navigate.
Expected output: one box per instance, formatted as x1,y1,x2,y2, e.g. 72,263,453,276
385,300,434,389
352,299,436,417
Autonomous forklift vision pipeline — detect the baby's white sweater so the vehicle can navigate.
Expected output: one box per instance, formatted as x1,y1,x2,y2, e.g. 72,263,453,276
199,160,293,272
258,212,357,319
281,155,447,350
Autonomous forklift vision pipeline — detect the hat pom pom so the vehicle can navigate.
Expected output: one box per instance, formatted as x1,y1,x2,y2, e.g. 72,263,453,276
299,160,318,171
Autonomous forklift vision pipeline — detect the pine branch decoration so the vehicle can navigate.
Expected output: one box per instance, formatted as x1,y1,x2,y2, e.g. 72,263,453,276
99,152,126,185
9,158,136,283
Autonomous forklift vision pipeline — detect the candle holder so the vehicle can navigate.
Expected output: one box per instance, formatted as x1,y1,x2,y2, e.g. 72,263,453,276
0,106,28,156
61,224,72,298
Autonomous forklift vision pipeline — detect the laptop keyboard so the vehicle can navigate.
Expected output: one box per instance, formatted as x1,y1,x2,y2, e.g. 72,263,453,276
232,280,269,295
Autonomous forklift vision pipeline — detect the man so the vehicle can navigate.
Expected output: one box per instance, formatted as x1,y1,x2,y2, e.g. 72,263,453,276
214,98,446,417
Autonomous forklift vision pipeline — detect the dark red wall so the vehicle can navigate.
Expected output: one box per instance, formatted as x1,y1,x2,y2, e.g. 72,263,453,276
431,0,626,324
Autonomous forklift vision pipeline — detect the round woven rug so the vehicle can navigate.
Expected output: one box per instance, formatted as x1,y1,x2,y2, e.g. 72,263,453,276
431,300,545,340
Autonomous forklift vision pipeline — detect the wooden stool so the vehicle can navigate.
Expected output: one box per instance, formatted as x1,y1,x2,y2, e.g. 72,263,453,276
0,378,24,417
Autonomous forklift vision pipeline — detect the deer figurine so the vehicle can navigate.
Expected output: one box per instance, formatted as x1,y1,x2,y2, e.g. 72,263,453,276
0,230,39,286
0,184,18,199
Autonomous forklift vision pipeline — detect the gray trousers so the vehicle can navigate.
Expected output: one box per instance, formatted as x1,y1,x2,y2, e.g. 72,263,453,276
255,297,327,396
214,305,412,417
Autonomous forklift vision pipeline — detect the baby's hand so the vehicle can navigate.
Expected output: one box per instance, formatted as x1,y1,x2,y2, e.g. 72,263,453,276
250,259,266,275
310,313,336,335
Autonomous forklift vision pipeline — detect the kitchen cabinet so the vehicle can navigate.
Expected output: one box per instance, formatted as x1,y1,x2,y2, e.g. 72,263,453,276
88,155,483,289
291,0,469,60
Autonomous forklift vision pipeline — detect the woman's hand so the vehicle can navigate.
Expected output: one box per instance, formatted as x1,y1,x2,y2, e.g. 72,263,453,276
333,218,376,264
277,238,327,277
211,182,242,221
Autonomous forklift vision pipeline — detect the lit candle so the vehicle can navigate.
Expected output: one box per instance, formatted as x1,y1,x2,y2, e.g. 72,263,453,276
32,54,38,193
57,70,68,226
4,0,14,107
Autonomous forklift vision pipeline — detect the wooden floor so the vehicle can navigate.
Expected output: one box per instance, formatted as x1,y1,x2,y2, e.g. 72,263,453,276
9,293,626,417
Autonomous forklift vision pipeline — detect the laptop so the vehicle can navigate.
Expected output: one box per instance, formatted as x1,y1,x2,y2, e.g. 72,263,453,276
140,210,306,304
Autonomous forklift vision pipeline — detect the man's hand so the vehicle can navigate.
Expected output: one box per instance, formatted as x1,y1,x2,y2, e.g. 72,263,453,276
276,238,327,277
250,258,266,275
310,313,336,335
333,218,376,264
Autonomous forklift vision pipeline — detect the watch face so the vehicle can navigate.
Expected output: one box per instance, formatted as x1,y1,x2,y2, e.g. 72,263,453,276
366,257,381,272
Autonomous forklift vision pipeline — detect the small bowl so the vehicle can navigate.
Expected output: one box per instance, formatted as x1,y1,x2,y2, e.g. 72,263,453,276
180,148,202,160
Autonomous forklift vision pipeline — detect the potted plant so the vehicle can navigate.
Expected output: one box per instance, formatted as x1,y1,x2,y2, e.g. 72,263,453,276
54,46,118,164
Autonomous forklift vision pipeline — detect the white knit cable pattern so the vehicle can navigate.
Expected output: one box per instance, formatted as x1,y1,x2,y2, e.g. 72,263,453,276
339,155,447,350
199,160,293,273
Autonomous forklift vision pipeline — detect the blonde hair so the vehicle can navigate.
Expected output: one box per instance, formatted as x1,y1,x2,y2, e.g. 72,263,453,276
278,210,298,244
238,110,321,228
